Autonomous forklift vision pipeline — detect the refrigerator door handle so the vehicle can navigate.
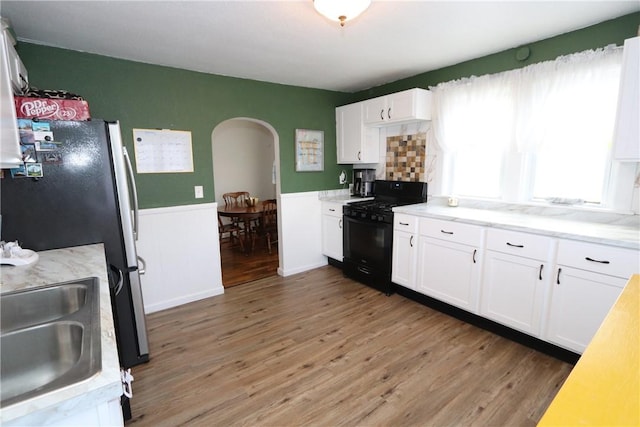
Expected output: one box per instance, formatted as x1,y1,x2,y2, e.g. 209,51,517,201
122,146,139,241
137,255,147,275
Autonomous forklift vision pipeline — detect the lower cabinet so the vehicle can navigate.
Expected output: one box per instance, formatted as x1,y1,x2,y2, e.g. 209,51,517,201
390,213,639,355
545,267,625,353
391,214,418,290
545,239,637,353
321,201,344,261
480,229,554,337
415,218,484,313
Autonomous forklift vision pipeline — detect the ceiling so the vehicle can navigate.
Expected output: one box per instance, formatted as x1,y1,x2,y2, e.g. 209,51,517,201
1,1,638,93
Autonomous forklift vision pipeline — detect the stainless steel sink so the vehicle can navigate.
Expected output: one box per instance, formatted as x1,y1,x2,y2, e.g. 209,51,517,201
0,278,102,407
1,283,88,333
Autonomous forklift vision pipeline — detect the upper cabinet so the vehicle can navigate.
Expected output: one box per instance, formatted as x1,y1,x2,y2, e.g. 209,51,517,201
613,37,639,161
0,30,22,169
363,88,432,126
336,102,380,164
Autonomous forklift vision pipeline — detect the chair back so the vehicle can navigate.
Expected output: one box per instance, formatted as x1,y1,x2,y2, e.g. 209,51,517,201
223,191,250,206
261,199,277,229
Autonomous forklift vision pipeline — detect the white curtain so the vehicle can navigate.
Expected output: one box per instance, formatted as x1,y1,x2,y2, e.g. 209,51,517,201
430,45,623,155
515,45,623,153
430,72,515,154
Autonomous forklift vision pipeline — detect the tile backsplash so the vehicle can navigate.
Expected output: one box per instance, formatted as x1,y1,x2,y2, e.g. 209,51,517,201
385,132,427,182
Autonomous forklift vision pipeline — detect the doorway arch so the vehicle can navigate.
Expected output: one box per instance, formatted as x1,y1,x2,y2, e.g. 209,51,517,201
212,118,282,277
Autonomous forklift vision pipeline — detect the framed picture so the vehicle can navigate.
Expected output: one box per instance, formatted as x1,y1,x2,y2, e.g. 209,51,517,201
295,129,324,172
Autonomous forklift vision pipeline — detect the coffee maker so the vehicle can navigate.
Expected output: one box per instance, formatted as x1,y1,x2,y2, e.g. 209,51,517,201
353,169,376,197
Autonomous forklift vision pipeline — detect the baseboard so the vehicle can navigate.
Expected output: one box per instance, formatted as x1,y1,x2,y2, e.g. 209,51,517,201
395,285,581,365
144,287,224,314
279,260,328,277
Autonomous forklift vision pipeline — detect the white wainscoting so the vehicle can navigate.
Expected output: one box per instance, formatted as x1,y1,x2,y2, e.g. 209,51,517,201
136,193,328,313
278,191,327,276
137,203,224,313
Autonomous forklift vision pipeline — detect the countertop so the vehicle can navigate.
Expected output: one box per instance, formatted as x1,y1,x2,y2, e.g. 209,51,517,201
0,244,122,425
538,274,639,426
394,204,640,250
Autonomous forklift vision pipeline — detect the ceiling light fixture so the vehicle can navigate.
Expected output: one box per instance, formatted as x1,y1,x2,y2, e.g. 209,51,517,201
313,0,371,27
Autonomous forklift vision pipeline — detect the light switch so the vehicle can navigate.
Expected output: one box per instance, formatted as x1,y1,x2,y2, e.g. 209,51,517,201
194,185,204,199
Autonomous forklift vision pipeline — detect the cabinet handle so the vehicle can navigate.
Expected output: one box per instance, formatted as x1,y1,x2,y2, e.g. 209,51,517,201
410,235,414,247
585,257,610,264
440,230,454,235
506,242,524,248
556,268,562,285
357,151,361,160
388,107,392,119
329,208,335,212
472,249,477,264
399,222,409,226
339,219,342,229
380,109,384,120
539,264,543,280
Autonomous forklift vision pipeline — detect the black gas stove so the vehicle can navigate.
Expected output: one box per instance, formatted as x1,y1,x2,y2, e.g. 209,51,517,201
342,180,428,295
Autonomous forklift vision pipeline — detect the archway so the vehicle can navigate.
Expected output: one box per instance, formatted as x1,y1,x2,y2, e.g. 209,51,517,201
212,118,281,286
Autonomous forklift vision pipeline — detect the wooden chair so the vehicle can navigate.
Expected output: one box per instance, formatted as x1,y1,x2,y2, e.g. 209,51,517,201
218,213,244,251
223,191,249,207
257,199,278,254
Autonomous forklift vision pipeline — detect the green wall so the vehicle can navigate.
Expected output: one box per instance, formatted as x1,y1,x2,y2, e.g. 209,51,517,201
352,12,640,101
16,44,352,208
15,12,638,209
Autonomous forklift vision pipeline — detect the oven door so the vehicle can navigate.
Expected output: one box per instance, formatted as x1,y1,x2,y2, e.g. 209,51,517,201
343,215,394,294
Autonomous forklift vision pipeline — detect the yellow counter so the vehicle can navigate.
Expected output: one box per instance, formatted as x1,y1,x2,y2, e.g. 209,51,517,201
538,274,639,426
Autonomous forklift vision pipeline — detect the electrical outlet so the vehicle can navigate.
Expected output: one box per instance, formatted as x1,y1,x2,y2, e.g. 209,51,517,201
194,185,204,199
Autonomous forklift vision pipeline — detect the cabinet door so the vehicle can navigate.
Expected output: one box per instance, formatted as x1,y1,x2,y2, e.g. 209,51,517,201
0,32,22,168
545,266,625,353
336,103,362,163
613,37,640,161
387,90,416,122
416,237,481,313
321,214,343,261
481,251,547,336
363,96,387,124
392,230,417,289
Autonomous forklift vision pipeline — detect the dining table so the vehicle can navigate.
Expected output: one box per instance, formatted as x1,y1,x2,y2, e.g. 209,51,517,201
217,204,265,253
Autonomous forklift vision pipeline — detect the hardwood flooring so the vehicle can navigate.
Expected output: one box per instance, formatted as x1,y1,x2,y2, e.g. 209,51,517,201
129,266,572,426
220,236,279,288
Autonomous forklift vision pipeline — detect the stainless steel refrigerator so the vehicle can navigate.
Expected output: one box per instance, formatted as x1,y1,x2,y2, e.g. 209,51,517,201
0,119,149,419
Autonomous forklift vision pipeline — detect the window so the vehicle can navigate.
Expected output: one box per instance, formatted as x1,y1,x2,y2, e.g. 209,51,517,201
431,46,626,209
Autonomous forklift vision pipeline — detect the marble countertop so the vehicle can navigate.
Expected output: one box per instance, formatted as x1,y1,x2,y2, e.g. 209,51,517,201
0,244,122,425
319,195,374,204
394,204,640,250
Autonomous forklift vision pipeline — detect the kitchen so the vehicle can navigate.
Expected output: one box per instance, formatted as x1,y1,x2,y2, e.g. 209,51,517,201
1,2,639,426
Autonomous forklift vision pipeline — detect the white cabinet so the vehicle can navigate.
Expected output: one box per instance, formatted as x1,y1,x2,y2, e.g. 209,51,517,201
0,31,21,168
613,37,640,161
416,218,484,313
363,88,431,126
336,102,379,164
391,214,419,290
321,201,344,261
545,240,639,353
480,229,554,336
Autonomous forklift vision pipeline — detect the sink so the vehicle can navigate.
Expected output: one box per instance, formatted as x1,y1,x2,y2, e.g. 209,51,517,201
1,283,88,333
0,278,102,408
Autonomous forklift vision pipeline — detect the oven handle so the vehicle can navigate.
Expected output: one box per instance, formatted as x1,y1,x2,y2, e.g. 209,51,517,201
344,214,390,226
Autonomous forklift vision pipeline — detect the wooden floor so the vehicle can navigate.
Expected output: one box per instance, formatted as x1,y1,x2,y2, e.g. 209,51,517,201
220,235,279,288
129,266,572,426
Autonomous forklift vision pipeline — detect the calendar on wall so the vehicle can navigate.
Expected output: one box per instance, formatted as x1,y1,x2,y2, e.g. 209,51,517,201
133,128,194,173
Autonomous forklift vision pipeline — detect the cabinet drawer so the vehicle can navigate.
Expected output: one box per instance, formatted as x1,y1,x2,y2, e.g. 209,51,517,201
557,240,639,279
419,218,483,246
486,228,554,261
394,213,418,232
322,202,343,217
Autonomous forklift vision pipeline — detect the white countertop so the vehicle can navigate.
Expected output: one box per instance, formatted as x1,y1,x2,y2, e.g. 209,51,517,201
0,244,122,425
395,204,640,250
